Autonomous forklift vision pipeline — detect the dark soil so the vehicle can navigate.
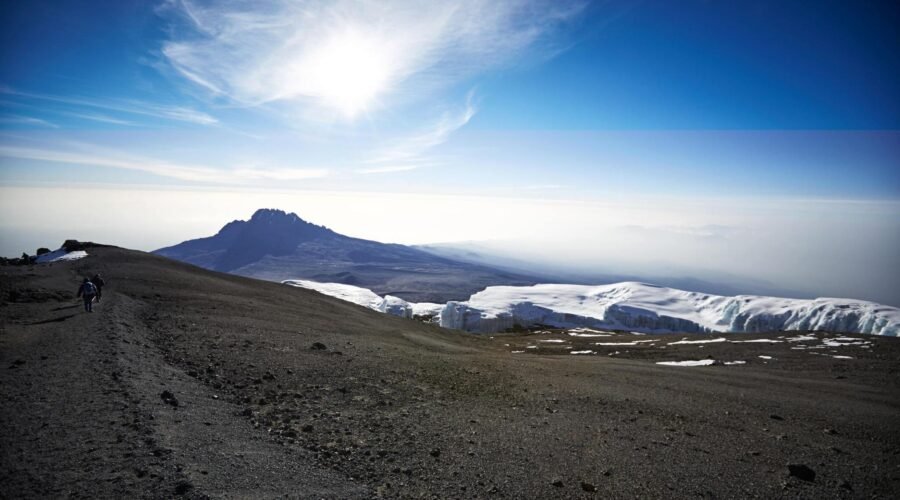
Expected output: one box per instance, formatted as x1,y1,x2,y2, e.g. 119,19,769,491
1,247,899,498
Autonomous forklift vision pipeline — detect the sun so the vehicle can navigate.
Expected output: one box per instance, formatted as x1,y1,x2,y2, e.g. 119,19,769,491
300,28,393,119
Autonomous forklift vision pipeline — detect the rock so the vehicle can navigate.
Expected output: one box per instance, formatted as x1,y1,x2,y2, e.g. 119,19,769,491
581,481,597,492
174,480,193,495
429,448,441,458
551,478,564,487
770,414,783,420
311,342,327,350
787,464,815,482
823,428,837,435
160,390,179,407
301,424,314,432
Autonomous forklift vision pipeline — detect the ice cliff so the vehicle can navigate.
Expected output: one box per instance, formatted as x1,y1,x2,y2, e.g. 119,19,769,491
284,280,899,336
438,282,900,336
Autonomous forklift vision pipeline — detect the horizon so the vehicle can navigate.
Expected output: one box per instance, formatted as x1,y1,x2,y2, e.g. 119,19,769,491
2,1,899,306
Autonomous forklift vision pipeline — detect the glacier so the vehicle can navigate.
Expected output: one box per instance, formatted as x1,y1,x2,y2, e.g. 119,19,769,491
282,280,443,320
439,282,900,336
284,279,900,337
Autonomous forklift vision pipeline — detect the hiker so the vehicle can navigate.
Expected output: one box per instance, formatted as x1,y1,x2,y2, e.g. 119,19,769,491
77,278,97,313
91,273,106,302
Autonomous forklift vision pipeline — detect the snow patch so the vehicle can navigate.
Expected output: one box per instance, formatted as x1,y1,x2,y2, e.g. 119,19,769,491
594,340,655,346
723,360,746,365
669,337,727,345
570,350,595,355
656,359,716,367
35,249,88,263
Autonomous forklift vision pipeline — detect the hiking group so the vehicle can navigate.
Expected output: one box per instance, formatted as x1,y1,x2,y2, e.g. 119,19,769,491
76,273,105,312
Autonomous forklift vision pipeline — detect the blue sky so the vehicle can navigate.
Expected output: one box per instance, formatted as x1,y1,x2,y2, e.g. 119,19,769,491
1,1,899,304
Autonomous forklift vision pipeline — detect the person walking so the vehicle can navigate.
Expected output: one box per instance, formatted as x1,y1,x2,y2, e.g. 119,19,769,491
90,273,105,302
77,278,97,312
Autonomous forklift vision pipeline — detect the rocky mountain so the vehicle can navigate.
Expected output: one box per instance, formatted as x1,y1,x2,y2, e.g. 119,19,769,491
153,209,537,302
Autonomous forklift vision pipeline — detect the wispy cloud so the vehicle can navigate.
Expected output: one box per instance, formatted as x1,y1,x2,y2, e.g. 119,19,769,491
160,0,584,120
0,143,326,183
361,94,477,174
356,164,420,175
519,184,566,190
63,113,136,126
0,87,217,126
0,115,59,128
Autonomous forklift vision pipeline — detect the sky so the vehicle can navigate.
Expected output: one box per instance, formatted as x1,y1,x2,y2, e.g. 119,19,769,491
1,1,899,305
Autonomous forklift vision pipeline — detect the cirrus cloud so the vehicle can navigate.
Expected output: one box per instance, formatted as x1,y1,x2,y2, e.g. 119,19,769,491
160,0,584,120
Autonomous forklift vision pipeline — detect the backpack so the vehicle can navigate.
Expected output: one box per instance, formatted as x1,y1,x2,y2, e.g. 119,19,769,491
82,282,96,295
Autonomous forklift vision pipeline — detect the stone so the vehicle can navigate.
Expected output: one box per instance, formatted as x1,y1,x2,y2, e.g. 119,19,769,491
787,464,815,482
160,390,179,407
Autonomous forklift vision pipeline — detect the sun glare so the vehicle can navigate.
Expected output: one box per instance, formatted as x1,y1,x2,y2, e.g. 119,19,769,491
301,29,392,118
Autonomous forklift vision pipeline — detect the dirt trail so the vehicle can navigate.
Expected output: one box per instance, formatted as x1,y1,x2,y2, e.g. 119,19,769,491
1,269,363,498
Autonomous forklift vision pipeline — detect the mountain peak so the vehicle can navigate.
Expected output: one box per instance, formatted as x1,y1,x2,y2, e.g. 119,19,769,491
249,208,303,223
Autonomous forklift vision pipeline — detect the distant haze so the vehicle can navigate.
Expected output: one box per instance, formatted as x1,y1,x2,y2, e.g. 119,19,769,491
2,185,898,307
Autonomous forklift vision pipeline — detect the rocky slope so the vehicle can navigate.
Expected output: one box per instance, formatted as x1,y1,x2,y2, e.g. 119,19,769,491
2,247,899,498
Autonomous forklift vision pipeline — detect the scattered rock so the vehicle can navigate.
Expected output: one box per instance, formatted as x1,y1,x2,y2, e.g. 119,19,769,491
581,481,597,492
310,342,327,351
160,390,179,407
787,464,815,482
174,480,194,496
